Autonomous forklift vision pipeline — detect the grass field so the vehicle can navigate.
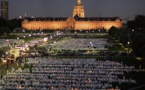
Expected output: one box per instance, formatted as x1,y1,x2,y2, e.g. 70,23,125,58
1,32,145,89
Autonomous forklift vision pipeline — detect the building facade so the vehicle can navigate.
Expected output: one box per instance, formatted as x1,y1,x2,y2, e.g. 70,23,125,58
1,1,8,20
22,0,122,30
73,0,85,18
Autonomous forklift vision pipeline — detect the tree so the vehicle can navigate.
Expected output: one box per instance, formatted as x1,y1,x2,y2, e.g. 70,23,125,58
7,19,22,30
127,20,137,29
135,15,145,29
0,17,8,27
127,15,145,29
0,27,10,35
108,25,145,62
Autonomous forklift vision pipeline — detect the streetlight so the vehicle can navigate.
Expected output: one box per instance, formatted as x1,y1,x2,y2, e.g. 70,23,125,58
6,39,9,42
22,29,25,33
0,60,2,87
17,37,19,40
43,37,48,42
127,41,130,53
2,55,4,58
50,36,53,39
6,52,8,55
19,48,23,65
127,41,130,45
29,34,31,37
53,41,56,44
6,52,9,68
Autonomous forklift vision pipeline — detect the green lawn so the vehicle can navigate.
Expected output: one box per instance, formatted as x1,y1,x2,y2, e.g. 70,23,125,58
1,32,145,89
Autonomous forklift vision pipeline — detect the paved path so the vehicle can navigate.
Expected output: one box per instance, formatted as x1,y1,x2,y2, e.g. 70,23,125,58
0,61,21,75
127,84,145,90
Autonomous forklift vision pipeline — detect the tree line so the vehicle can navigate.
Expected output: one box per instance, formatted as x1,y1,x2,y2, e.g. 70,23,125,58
127,15,145,29
109,15,145,61
0,17,22,36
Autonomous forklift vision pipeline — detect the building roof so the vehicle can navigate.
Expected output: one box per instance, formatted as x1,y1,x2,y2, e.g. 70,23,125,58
24,17,121,21
25,17,68,21
75,17,121,21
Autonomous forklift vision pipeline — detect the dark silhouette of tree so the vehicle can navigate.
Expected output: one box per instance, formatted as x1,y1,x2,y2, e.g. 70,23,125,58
0,17,22,35
127,20,137,29
127,15,145,29
0,17,8,27
135,15,145,29
0,27,10,35
7,19,22,30
108,24,145,61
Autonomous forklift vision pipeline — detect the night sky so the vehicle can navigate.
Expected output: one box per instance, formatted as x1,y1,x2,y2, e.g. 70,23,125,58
1,0,145,19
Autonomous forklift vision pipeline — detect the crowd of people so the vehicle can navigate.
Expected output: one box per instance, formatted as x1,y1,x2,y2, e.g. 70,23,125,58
1,57,145,90
44,38,112,51
0,39,24,48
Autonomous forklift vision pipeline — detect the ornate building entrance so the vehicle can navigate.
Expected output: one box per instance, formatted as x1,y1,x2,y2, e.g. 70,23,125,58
66,18,76,30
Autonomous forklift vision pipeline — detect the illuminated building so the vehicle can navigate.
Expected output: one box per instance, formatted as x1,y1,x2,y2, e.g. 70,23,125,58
1,1,8,20
73,0,85,18
22,0,122,30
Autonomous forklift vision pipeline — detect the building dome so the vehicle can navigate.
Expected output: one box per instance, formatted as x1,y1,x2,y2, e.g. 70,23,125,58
73,0,85,18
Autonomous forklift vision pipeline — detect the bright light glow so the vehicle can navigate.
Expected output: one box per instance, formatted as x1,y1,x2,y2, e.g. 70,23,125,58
29,34,31,37
22,29,25,32
3,60,7,63
43,37,48,42
50,36,53,39
54,41,56,44
26,47,29,50
17,37,19,40
6,52,8,55
6,39,9,42
25,44,28,48
136,57,142,60
90,42,92,44
19,16,22,19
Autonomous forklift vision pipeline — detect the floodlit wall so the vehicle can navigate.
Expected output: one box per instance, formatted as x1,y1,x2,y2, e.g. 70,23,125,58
22,20,67,30
22,19,122,30
75,19,122,30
